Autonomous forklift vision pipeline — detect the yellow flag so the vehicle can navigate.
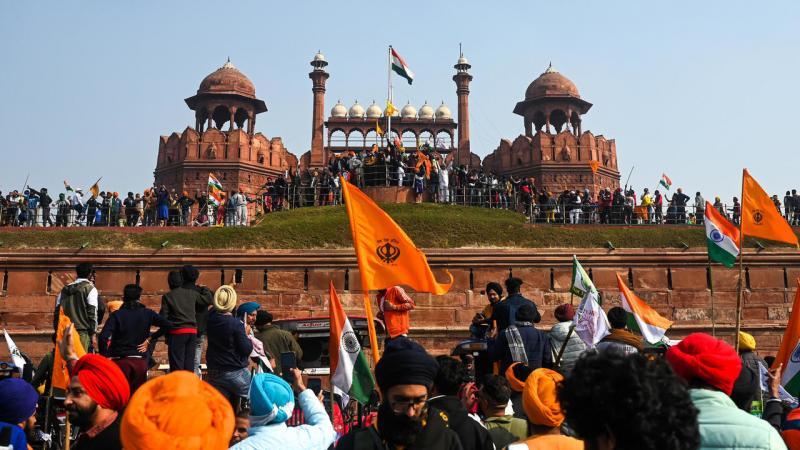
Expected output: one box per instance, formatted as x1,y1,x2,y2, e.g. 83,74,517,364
89,177,101,198
375,120,384,136
385,101,397,117
52,309,87,390
589,160,600,174
741,169,799,246
340,177,452,295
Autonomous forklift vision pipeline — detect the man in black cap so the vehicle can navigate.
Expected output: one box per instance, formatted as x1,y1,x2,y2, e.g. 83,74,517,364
159,265,213,372
490,277,541,333
336,337,462,449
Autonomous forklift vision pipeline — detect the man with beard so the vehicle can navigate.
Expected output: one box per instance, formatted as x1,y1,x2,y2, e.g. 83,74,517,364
60,326,131,450
336,337,462,449
429,357,495,450
0,378,38,449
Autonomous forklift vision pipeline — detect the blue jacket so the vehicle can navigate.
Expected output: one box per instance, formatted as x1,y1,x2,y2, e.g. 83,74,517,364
494,323,552,374
230,389,335,450
491,294,541,332
690,389,786,450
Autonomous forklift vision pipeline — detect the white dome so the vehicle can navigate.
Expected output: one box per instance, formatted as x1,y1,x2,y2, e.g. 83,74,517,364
401,102,417,119
435,102,452,120
457,56,469,65
331,99,347,118
366,100,382,119
418,101,434,119
348,100,365,119
313,51,326,63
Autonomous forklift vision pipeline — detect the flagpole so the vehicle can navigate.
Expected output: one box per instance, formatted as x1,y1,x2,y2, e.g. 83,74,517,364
709,262,717,337
734,169,746,352
387,45,393,149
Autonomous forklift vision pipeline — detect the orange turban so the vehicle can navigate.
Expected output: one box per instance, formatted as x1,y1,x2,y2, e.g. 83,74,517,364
505,362,533,393
106,300,123,314
523,368,565,427
121,371,234,450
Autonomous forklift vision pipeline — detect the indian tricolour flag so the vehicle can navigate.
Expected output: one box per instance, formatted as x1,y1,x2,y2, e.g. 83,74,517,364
329,281,375,404
391,47,415,85
775,279,800,395
208,173,224,206
704,201,740,268
659,173,672,190
617,274,673,344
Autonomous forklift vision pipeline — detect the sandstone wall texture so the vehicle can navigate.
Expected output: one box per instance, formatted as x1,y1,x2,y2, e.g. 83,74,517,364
1,248,797,364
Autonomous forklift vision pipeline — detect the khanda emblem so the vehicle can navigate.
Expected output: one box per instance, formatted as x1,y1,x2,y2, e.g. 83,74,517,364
753,210,764,225
376,239,401,264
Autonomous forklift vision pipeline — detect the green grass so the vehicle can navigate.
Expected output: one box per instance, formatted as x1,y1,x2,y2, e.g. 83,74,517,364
0,204,795,250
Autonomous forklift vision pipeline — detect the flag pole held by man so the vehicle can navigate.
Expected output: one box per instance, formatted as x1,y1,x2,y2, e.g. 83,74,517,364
329,281,375,405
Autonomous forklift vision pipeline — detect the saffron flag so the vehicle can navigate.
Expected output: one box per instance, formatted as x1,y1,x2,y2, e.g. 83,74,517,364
774,279,800,395
208,173,224,207
52,309,87,390
385,101,397,117
390,48,415,85
659,173,672,190
375,120,384,136
741,169,799,247
3,329,26,373
589,160,600,174
89,178,101,198
617,274,673,344
705,201,740,268
414,150,432,179
329,282,375,404
339,177,452,295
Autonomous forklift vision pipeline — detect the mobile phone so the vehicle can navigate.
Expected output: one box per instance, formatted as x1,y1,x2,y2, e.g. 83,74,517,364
280,352,297,384
308,377,322,396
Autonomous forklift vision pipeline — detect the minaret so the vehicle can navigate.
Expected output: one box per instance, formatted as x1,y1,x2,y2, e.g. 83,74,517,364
453,46,472,165
309,51,329,167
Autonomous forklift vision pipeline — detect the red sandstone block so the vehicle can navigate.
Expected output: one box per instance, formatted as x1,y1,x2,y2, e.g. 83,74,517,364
743,306,769,320
768,306,790,321
552,269,571,291
268,270,304,292
541,292,574,307
445,269,472,292
669,291,711,308
637,291,670,307
411,309,456,326
6,271,49,295
673,308,709,322
712,307,736,323
236,270,266,294
6,295,57,314
307,270,345,292
50,272,75,294
671,268,708,291
633,268,668,290
590,268,629,290
281,293,322,308
513,269,550,290
474,269,511,291
257,294,281,310
414,293,467,308
348,269,363,292
137,270,171,294
94,270,137,295
710,267,740,291
139,295,162,310
197,269,222,290
745,291,787,305
1,312,45,328
787,269,800,287
748,268,786,290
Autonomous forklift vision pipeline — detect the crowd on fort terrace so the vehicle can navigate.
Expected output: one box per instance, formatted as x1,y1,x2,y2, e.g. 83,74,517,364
3,144,800,228
0,262,798,449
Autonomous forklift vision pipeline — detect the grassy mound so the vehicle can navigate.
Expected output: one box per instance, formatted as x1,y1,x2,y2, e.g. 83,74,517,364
0,204,794,250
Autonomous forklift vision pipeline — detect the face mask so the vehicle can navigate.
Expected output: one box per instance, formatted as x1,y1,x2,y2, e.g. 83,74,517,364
377,400,425,447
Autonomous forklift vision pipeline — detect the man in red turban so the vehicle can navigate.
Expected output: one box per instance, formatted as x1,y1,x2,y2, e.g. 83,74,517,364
61,324,131,450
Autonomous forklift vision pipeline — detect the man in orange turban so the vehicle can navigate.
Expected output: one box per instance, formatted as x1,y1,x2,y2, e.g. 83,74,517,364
121,371,235,450
510,368,582,449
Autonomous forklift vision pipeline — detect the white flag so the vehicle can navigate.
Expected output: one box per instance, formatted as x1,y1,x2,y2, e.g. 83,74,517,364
573,291,610,347
4,329,26,372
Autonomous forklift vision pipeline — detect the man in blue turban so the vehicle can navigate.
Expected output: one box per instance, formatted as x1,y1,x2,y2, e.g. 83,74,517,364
0,378,39,448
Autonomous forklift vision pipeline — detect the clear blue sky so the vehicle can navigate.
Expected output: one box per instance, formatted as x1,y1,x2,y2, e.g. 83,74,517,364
1,1,798,203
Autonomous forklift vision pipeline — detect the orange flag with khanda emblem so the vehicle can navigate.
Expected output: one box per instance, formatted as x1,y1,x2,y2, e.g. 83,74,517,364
52,309,86,390
741,169,799,247
340,177,453,294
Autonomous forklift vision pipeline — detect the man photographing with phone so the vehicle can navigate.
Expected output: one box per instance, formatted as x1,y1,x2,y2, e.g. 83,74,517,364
230,369,335,450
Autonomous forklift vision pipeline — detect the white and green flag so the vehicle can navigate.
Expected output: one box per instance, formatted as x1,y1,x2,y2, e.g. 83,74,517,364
570,255,597,297
571,256,610,346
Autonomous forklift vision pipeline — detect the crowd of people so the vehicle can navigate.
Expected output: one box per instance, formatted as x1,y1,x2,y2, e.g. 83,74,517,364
1,264,799,449
5,147,800,228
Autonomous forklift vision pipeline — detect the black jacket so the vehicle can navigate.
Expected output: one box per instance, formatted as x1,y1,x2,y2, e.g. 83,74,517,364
335,406,463,450
159,284,213,329
98,302,172,357
205,311,252,372
494,323,553,374
428,396,494,450
491,294,541,332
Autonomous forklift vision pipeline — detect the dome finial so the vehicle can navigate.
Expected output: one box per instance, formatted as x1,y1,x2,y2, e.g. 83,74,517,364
222,58,235,70
545,62,557,73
